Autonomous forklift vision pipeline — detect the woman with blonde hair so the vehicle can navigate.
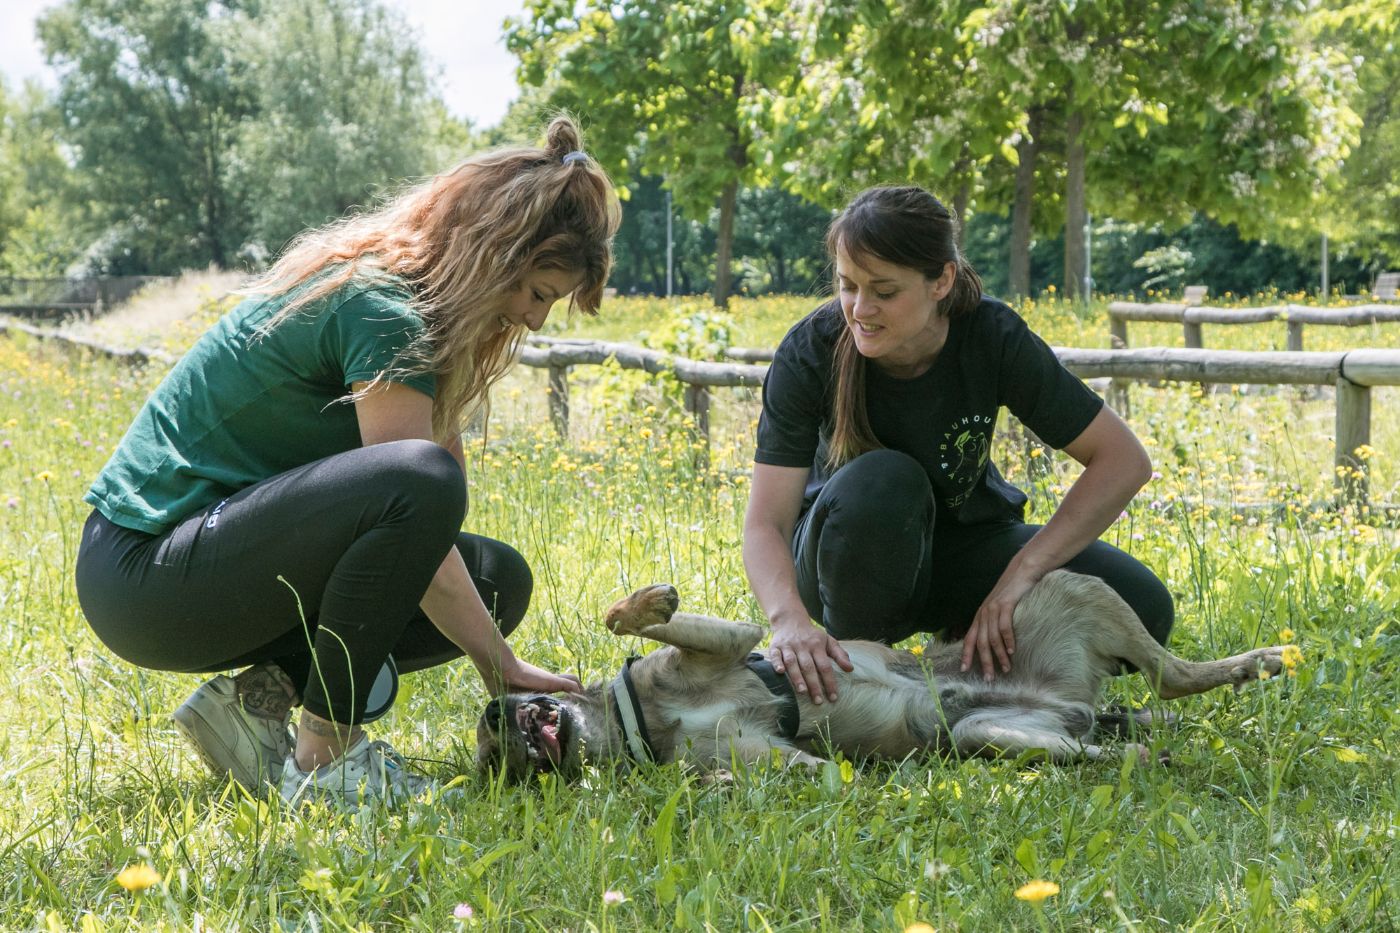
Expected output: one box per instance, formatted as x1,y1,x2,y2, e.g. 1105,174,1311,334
75,116,619,805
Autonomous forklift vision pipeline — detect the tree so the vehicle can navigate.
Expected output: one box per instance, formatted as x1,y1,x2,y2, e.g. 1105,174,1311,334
731,186,832,295
233,0,457,258
1309,1,1400,274
37,0,257,272
508,0,804,308
0,77,89,277
780,1,1357,300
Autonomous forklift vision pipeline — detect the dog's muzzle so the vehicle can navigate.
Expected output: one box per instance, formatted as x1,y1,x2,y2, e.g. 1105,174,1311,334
480,694,572,774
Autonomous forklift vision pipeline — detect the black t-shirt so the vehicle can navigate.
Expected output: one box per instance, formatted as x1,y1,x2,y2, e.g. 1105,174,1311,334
754,296,1104,527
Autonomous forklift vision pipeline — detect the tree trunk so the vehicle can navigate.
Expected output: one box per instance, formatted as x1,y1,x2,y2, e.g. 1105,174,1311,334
713,75,747,310
1009,108,1041,299
1064,106,1087,302
713,178,738,308
202,115,227,268
953,182,970,248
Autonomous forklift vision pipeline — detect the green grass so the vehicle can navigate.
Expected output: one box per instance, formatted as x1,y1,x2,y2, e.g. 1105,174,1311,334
1,293,1397,931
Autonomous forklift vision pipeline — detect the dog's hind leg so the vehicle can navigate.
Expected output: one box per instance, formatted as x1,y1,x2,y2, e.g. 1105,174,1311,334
951,706,1150,764
605,584,763,661
1020,571,1285,701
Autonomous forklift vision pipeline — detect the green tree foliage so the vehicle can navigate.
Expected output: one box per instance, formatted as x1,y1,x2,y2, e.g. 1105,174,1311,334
34,0,465,275
609,173,830,296
508,0,804,308
731,186,832,296
787,1,1358,301
233,0,451,258
0,78,87,277
1311,1,1400,270
38,0,256,272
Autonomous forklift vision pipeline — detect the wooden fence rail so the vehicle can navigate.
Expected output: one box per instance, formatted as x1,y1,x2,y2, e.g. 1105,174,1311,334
3,318,1395,507
520,336,1399,507
0,275,173,320
1107,301,1400,351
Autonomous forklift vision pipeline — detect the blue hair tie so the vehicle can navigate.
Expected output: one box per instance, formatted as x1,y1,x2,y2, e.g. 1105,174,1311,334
562,151,589,166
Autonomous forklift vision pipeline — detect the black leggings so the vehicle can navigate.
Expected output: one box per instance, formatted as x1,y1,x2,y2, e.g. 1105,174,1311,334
794,449,1174,650
75,440,531,725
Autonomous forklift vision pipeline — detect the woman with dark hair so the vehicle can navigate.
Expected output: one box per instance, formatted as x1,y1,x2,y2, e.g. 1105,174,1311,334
743,185,1172,705
76,116,620,805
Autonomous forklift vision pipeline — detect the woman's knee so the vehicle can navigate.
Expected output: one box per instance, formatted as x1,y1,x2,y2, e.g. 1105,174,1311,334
1128,573,1174,646
377,439,467,529
479,538,533,637
820,449,933,533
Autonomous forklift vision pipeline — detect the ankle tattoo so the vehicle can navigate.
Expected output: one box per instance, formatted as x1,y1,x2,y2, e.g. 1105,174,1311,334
234,663,299,719
299,715,348,739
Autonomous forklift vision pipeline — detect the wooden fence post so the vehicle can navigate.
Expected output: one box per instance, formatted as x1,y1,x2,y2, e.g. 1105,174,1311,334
1286,320,1304,352
1109,317,1128,349
1182,319,1204,349
1334,377,1370,507
684,383,711,470
547,364,569,437
1107,315,1130,416
1183,287,1206,348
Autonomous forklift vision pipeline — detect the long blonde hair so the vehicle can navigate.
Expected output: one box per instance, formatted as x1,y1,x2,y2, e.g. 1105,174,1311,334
244,114,620,440
824,185,983,469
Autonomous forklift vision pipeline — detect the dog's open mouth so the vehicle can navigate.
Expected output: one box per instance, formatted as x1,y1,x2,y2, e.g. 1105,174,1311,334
516,695,570,770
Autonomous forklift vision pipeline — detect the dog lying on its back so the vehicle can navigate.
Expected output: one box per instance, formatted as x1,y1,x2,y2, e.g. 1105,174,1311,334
476,570,1286,781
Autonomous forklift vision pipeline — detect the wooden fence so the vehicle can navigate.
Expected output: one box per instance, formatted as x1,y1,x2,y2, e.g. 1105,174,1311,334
1107,301,1400,351
521,336,1399,507
0,276,171,319
2,318,1395,507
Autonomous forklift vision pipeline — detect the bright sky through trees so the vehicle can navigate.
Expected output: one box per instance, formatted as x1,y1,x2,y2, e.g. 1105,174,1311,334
0,0,526,128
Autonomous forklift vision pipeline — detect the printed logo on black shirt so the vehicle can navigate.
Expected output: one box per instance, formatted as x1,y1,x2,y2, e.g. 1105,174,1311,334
938,413,995,508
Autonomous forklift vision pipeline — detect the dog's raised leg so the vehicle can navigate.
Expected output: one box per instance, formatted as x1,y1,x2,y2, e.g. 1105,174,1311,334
604,584,764,661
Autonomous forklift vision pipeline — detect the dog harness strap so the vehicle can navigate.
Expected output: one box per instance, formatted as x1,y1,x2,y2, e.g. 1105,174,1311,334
609,656,656,763
744,652,801,741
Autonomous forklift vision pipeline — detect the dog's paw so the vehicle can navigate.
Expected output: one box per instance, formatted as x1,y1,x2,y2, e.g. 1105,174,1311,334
1125,743,1171,767
698,768,735,787
605,583,680,636
1227,646,1285,693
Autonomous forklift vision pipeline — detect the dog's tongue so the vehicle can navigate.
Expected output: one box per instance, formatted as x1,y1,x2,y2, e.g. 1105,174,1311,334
538,722,561,760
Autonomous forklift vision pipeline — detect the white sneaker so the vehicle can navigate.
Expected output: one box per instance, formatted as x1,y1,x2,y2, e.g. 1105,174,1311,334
279,733,434,807
172,674,293,793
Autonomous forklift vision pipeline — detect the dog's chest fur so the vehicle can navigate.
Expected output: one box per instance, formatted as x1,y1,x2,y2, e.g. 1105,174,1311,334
629,641,950,763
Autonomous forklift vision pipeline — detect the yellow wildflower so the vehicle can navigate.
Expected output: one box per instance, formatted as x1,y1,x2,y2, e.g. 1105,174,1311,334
35,471,54,483
115,863,161,892
1281,645,1303,673
909,644,924,657
1015,880,1060,904
1279,628,1294,642
905,924,937,933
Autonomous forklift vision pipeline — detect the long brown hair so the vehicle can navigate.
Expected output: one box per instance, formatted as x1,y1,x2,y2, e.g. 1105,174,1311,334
244,114,620,440
824,185,984,468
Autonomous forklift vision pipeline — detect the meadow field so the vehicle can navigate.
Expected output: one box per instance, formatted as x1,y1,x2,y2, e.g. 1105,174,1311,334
1,283,1397,930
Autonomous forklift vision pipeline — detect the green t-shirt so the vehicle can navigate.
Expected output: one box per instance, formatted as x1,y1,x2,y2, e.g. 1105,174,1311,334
85,279,437,534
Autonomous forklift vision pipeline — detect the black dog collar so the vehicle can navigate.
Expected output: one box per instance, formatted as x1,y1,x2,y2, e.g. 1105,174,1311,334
744,652,801,740
609,655,657,763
